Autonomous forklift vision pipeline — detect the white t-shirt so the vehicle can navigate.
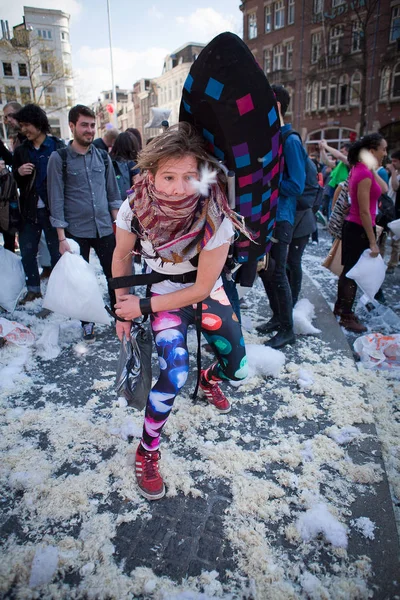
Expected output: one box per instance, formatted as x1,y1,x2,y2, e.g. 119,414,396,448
388,173,400,202
116,198,234,294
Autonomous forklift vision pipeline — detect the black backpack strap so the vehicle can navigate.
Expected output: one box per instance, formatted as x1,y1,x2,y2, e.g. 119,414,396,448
56,147,68,185
281,129,302,145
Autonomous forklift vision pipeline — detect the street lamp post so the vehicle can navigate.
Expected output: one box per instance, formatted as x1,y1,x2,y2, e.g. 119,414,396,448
107,0,118,129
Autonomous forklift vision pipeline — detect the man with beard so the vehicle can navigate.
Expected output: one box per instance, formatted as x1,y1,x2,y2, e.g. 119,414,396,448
47,104,121,341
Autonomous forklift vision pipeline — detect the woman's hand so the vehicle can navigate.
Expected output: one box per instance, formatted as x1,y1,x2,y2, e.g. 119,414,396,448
369,243,380,258
116,320,132,341
115,294,141,321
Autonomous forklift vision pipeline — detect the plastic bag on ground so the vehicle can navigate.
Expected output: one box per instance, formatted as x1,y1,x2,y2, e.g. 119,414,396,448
43,251,111,325
0,247,25,313
354,333,400,373
346,249,386,300
0,317,35,346
115,322,152,410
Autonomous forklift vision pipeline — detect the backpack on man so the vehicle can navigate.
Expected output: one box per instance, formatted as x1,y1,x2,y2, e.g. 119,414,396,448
112,159,136,200
281,130,324,213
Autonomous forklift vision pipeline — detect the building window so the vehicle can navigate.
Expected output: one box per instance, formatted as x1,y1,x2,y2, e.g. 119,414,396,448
18,63,27,77
329,25,343,55
3,62,12,77
288,0,295,24
314,0,324,13
20,86,31,104
312,82,318,111
390,6,400,42
263,49,271,75
338,74,348,106
351,20,363,52
248,13,257,39
332,0,345,6
306,83,312,112
41,60,54,74
273,44,284,70
38,29,52,39
286,87,293,114
5,86,17,102
311,32,322,64
265,5,272,33
350,71,361,105
286,42,293,69
380,67,391,100
393,63,400,97
319,83,327,108
61,31,69,41
328,77,337,107
274,1,285,29
45,86,57,107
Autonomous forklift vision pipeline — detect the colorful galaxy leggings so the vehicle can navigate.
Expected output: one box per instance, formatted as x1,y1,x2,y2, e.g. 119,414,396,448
141,285,248,451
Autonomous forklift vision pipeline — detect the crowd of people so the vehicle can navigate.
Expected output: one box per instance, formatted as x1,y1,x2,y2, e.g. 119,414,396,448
0,91,398,500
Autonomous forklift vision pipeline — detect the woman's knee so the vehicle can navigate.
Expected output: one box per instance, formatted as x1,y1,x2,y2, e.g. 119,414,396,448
220,354,248,381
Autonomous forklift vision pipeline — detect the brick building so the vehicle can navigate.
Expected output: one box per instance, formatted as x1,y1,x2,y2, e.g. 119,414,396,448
240,0,400,151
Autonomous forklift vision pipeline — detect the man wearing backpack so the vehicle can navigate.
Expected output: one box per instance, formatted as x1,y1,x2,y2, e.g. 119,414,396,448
47,104,121,341
256,85,306,349
12,104,65,304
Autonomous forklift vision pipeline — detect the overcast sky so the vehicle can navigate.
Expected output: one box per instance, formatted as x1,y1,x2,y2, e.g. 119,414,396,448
4,0,243,104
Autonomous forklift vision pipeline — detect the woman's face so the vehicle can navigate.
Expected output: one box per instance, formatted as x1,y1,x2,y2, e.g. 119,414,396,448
370,139,388,166
151,155,199,196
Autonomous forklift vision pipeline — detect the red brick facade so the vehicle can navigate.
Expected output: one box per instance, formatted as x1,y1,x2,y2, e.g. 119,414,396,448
240,0,400,151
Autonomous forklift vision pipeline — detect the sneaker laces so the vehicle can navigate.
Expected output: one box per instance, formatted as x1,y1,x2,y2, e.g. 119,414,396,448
206,382,227,407
140,450,161,481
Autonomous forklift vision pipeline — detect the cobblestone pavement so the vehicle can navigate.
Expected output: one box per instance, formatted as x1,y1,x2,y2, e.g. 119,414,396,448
1,231,399,599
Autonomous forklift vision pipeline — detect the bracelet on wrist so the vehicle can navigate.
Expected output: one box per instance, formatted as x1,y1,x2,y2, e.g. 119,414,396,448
139,297,152,316
59,238,66,242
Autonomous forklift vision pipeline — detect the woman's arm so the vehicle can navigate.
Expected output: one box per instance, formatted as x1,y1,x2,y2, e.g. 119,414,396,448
111,226,137,340
114,242,230,322
357,178,379,257
387,164,399,192
320,141,349,166
372,170,388,194
318,143,336,169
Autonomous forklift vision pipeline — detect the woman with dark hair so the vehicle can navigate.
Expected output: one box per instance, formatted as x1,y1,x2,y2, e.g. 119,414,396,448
110,132,140,200
334,133,388,331
126,127,142,151
112,123,249,500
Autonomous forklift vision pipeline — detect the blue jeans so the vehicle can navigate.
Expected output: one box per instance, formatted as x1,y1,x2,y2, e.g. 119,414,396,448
18,208,60,291
262,221,294,330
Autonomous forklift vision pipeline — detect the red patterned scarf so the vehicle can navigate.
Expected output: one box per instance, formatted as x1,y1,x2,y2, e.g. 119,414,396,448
129,173,248,263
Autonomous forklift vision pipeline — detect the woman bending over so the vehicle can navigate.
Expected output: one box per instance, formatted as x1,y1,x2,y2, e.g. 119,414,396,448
112,123,248,500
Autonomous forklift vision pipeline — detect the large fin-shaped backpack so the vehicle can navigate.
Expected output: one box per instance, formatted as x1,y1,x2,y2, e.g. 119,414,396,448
179,32,282,284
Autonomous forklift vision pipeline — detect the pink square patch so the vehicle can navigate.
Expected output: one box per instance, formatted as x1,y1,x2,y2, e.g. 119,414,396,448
236,94,254,116
238,174,252,188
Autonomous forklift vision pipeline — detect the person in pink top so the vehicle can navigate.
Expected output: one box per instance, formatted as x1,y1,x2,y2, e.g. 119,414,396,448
334,133,388,332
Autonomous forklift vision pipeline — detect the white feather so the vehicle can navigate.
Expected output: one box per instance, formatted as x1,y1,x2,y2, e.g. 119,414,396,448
359,149,378,171
189,165,217,196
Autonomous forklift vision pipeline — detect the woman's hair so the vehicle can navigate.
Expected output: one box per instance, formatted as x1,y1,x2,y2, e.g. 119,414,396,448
110,131,140,161
136,122,210,174
347,133,384,166
126,127,143,151
14,103,50,133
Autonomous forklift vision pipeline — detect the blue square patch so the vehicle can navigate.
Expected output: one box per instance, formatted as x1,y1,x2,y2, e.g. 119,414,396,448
184,74,194,93
268,106,277,126
205,77,224,100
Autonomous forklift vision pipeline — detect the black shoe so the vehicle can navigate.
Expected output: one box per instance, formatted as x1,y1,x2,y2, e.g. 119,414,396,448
40,266,52,280
264,329,296,349
374,289,386,305
256,316,280,335
386,267,395,275
82,322,96,342
19,291,42,305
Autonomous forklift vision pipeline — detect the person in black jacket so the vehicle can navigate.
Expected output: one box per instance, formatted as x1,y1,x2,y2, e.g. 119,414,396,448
12,104,64,304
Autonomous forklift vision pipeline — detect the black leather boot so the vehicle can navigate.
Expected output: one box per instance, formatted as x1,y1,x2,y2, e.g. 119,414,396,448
264,329,296,349
256,315,280,335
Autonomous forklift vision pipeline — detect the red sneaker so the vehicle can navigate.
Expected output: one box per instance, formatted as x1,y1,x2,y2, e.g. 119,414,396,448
199,374,231,414
135,444,165,501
